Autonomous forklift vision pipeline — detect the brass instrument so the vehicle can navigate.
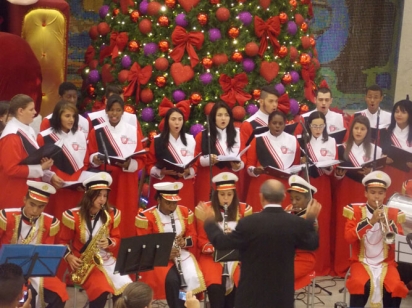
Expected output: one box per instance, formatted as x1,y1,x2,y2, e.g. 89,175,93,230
169,213,187,289
21,217,37,244
71,209,110,285
287,207,303,215
221,204,230,286
377,200,395,244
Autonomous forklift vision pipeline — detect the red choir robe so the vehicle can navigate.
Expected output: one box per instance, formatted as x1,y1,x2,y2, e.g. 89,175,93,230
88,116,144,238
333,144,383,277
37,128,89,221
135,205,206,299
0,208,68,307
60,207,131,301
194,128,244,204
294,109,347,137
40,113,89,139
195,201,252,292
344,203,408,306
0,118,54,208
146,134,197,211
344,109,391,141
245,131,301,211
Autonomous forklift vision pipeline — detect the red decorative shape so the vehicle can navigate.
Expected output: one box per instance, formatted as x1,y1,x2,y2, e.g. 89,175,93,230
232,106,246,121
301,36,311,49
279,12,288,24
178,0,200,12
147,1,162,15
212,53,228,66
259,0,271,9
216,7,230,21
159,97,191,120
118,70,129,83
89,26,98,40
155,58,169,71
101,64,114,84
219,73,252,107
120,0,135,14
289,46,298,62
319,80,329,89
277,93,290,114
97,22,110,36
169,26,204,68
204,102,215,115
123,63,153,104
294,14,304,26
170,63,195,85
139,19,152,34
245,42,259,57
99,31,129,64
254,16,281,56
141,88,154,104
260,61,279,82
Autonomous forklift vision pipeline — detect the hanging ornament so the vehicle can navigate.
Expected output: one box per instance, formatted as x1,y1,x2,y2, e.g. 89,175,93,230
148,130,157,141
289,0,297,9
299,53,311,65
124,105,135,114
130,10,140,23
197,13,208,26
301,22,308,32
155,76,166,87
252,89,261,100
158,40,169,53
113,8,120,16
158,16,169,27
279,12,288,24
202,57,213,69
210,0,220,4
231,52,243,63
87,85,96,98
228,27,240,39
128,40,140,52
190,93,202,105
300,104,309,113
165,0,176,8
278,46,288,58
310,37,316,47
282,73,292,85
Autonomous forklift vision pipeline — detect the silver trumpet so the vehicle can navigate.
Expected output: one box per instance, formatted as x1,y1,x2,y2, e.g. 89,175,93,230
169,213,187,289
376,200,396,244
221,204,230,286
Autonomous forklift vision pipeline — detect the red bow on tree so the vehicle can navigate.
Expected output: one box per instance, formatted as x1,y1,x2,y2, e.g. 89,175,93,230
159,97,191,121
169,26,204,68
254,16,281,57
219,73,252,108
77,45,95,74
301,62,317,103
120,0,134,14
123,63,152,104
99,31,129,63
277,93,291,114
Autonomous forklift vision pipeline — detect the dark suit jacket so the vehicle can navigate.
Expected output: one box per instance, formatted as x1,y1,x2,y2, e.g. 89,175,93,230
204,206,319,308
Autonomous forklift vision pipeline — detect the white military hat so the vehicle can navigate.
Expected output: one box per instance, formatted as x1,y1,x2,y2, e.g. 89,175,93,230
83,172,113,191
287,175,317,194
26,180,56,203
362,171,391,189
153,182,183,201
212,172,238,191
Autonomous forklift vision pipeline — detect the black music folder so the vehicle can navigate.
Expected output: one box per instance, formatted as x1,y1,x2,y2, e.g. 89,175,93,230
385,146,412,171
329,129,347,144
284,122,298,135
109,149,148,165
20,143,62,165
245,126,269,147
162,153,202,173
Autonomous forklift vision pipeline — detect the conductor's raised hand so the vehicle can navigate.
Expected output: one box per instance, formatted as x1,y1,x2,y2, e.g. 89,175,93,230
19,289,32,308
196,201,215,221
305,199,322,220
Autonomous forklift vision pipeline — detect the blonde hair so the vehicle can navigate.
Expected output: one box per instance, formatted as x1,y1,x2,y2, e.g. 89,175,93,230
114,282,153,308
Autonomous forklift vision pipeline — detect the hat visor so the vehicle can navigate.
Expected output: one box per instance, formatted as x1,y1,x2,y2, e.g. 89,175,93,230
28,191,49,203
287,187,308,194
161,194,181,201
216,184,236,191
87,184,111,191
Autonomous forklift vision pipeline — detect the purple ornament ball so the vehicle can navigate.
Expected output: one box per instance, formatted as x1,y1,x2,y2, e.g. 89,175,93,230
141,107,154,122
121,55,132,69
208,28,221,42
238,12,253,26
139,0,149,14
172,90,186,102
175,13,189,27
290,71,300,84
287,21,298,36
199,73,213,85
242,58,255,73
144,42,158,56
274,83,286,96
88,70,100,84
190,124,204,137
290,99,299,116
246,104,258,116
99,5,109,19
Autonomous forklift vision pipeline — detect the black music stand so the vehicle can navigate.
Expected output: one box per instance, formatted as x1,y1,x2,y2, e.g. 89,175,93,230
114,233,175,280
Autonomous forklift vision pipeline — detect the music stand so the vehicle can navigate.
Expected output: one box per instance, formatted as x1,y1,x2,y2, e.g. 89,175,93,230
114,233,175,280
395,234,412,264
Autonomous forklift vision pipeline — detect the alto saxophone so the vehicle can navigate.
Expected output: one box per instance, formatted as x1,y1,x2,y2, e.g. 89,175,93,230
71,209,111,285
221,204,230,286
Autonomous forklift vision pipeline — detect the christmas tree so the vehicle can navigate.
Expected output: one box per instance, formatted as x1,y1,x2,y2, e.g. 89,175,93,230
81,0,321,136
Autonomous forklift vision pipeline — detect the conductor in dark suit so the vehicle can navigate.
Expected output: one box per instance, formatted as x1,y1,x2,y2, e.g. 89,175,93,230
198,179,321,308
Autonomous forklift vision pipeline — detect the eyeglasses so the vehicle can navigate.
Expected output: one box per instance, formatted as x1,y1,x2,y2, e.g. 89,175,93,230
310,124,326,130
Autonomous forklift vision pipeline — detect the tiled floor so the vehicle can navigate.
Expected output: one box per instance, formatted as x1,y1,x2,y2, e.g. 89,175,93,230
66,276,412,307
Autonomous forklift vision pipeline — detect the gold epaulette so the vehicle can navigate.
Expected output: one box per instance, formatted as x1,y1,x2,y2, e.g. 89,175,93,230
243,204,253,217
194,207,205,221
135,213,148,229
50,218,60,237
62,210,75,230
112,208,121,229
397,211,406,224
187,209,194,225
343,204,354,220
0,210,7,231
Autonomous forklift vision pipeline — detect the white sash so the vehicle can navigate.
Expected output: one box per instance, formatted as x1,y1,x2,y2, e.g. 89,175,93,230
97,120,138,158
262,132,296,170
167,134,196,165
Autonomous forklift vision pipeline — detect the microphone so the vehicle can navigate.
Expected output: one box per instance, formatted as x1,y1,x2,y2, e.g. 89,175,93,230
299,119,310,140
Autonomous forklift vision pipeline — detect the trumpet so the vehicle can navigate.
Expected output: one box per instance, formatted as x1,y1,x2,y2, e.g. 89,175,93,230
287,207,303,215
376,200,395,244
221,204,230,286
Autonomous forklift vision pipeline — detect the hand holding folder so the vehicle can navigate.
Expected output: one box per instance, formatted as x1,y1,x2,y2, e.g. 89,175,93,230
162,153,202,173
19,143,62,165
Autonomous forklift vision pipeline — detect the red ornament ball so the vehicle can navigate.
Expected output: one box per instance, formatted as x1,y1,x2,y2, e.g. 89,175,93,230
278,46,288,58
212,54,228,66
289,0,297,9
210,0,220,4
299,53,312,65
204,102,215,115
259,0,271,9
216,7,230,22
154,57,169,71
89,59,98,70
282,73,292,85
310,37,316,47
165,0,176,8
301,36,311,49
300,104,309,114
202,57,213,69
197,13,208,26
124,105,135,114
113,8,120,16
147,1,161,16
89,25,99,40
289,46,298,62
252,89,261,100
190,93,202,105
294,14,304,26
301,22,308,32
158,16,169,27
141,88,154,104
155,76,166,87
232,52,243,63
141,183,149,198
139,19,152,34
158,40,169,53
97,22,110,36
130,10,140,23
118,70,129,83
128,40,140,52
149,131,157,142
279,12,288,24
87,85,95,97
232,106,246,121
228,27,239,39
245,42,259,57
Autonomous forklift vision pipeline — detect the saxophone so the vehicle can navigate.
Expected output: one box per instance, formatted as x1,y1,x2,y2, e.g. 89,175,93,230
71,209,111,285
221,204,230,286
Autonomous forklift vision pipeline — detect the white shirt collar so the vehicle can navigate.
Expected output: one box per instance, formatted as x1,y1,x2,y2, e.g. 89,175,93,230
394,124,409,135
255,109,269,122
264,204,282,208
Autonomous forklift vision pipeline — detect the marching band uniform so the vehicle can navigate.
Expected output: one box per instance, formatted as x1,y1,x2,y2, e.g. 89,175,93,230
195,173,252,308
40,113,89,139
147,133,197,210
245,131,301,211
294,109,347,136
59,173,132,305
88,115,144,238
333,143,383,277
344,172,408,307
0,181,68,307
194,128,244,204
0,117,55,208
37,127,89,220
135,182,206,307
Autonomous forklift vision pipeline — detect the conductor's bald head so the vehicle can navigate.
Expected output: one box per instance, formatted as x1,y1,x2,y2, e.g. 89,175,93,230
259,180,286,206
